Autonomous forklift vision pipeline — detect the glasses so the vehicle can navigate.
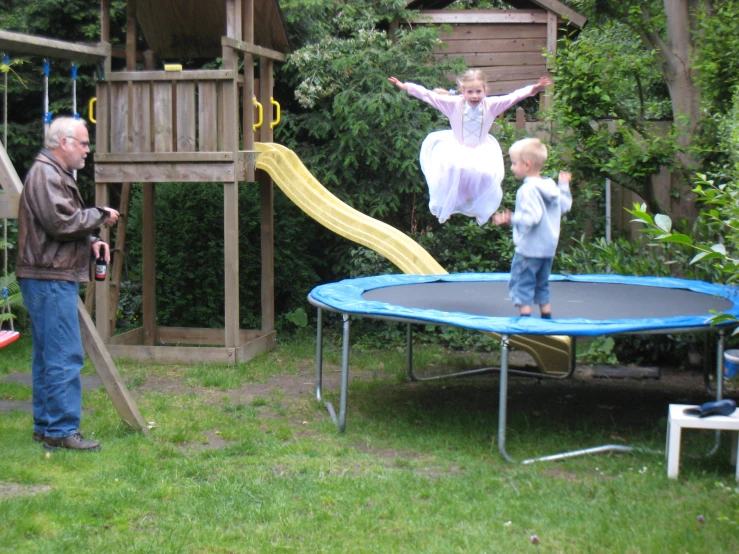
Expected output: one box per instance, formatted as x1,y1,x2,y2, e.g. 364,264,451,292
65,136,90,148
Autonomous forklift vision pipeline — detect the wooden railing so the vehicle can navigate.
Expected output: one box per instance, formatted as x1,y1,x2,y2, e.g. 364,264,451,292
95,70,240,156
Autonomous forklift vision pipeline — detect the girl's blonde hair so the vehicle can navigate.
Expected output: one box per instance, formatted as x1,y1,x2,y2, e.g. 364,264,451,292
433,69,488,96
509,138,548,170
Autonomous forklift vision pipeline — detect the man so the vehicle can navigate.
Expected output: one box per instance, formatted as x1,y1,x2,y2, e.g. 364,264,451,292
16,117,119,451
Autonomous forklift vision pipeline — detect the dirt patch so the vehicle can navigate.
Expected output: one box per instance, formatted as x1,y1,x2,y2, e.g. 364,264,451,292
0,482,51,500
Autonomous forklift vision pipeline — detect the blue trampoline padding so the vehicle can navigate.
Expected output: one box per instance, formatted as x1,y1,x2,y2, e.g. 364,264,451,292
308,273,739,336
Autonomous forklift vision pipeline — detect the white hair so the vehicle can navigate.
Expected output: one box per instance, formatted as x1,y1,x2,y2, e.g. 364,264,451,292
45,117,87,149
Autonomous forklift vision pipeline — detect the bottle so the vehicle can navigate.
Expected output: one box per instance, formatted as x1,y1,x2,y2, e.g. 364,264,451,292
95,256,107,281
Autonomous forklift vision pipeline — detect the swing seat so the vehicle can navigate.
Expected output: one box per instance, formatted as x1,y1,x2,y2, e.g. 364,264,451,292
0,330,20,348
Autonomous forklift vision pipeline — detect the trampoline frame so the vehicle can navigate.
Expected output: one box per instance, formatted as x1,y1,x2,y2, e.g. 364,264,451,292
308,274,738,464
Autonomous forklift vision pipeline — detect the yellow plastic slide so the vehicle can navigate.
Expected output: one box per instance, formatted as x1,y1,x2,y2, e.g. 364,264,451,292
254,142,572,374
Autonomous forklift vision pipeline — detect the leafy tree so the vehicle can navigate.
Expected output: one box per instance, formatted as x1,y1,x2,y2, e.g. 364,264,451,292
552,1,739,217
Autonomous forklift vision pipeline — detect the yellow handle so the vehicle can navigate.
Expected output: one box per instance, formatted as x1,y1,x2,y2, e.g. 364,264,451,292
88,97,97,124
270,97,281,129
252,97,263,131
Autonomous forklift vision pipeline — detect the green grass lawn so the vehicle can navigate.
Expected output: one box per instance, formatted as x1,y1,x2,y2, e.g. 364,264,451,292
1,333,738,553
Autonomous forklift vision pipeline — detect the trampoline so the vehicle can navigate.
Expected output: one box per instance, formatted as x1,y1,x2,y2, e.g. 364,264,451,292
308,273,739,463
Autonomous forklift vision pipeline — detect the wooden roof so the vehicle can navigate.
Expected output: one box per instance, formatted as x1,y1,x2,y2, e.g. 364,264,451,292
136,0,291,59
406,0,586,28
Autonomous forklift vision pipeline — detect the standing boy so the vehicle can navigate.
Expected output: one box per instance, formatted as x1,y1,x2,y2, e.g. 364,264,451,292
493,138,572,318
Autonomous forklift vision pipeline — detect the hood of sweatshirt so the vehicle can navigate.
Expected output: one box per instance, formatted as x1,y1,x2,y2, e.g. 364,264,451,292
524,176,560,203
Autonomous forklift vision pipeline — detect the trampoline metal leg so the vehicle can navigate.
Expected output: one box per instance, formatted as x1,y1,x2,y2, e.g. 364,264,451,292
337,314,351,432
406,323,416,381
315,308,323,403
498,334,514,462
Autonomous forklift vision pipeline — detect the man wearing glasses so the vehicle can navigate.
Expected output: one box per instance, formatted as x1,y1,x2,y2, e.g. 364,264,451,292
16,117,119,451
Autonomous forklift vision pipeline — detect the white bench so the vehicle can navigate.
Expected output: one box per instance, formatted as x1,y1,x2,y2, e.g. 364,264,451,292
666,404,739,480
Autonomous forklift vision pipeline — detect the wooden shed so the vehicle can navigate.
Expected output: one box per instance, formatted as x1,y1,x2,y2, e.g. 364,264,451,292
405,0,586,98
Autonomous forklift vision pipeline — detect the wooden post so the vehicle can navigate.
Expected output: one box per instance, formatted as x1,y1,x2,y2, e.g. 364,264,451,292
258,57,275,334
94,181,111,340
222,0,242,352
242,0,255,181
544,11,558,110
100,0,112,75
142,183,156,345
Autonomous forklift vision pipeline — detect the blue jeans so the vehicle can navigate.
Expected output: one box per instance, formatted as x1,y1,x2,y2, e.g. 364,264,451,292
508,253,553,307
19,278,83,438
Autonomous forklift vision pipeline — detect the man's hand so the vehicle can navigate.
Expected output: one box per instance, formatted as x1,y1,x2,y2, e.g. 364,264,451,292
91,240,110,264
102,207,120,227
559,171,572,184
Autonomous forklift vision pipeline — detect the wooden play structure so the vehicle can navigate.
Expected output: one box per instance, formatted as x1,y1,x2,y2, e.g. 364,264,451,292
404,0,586,102
91,0,291,365
0,0,292,430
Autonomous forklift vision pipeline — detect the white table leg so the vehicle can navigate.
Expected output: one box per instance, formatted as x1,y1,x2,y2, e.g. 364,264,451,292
667,419,682,479
732,432,739,481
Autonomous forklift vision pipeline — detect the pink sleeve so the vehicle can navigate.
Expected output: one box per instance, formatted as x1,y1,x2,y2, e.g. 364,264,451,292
484,85,537,118
405,83,460,119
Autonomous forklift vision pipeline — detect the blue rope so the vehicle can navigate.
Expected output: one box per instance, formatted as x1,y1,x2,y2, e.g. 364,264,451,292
43,60,51,124
71,64,79,119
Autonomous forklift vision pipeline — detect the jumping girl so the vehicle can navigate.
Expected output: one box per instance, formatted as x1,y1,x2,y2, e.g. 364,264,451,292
388,71,552,225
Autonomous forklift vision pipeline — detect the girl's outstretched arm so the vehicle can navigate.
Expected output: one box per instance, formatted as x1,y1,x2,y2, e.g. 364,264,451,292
531,76,553,95
388,76,408,92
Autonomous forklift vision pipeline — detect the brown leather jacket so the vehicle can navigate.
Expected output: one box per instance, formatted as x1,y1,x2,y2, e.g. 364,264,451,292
16,150,107,282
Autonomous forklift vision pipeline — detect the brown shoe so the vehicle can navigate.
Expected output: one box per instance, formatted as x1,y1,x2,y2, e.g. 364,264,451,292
33,432,44,442
43,432,100,452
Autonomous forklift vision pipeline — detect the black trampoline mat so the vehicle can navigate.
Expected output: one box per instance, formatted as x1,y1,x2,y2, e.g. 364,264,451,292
361,281,733,321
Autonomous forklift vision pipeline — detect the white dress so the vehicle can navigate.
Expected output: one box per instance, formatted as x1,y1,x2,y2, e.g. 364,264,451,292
405,82,537,226
420,103,504,225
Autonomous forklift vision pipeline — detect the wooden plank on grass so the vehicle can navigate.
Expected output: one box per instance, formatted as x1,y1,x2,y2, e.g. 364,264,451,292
77,298,149,435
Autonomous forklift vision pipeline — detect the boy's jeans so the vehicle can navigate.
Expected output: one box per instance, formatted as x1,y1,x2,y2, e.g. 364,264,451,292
508,253,553,307
19,278,83,438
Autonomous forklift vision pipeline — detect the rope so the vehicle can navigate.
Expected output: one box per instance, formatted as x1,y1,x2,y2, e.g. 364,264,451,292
43,59,51,134
2,54,14,333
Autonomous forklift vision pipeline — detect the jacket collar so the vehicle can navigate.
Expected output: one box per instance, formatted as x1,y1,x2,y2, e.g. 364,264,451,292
37,148,74,177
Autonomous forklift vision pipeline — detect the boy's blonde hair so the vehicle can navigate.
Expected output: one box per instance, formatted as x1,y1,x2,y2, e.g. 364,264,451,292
509,137,547,171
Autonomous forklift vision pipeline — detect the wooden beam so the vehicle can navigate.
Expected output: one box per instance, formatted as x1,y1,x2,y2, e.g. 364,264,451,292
95,152,235,163
0,194,20,219
407,10,548,25
103,70,237,82
0,140,24,194
0,30,111,62
94,162,242,183
529,0,587,28
221,37,287,62
106,344,238,365
77,298,149,435
236,331,277,363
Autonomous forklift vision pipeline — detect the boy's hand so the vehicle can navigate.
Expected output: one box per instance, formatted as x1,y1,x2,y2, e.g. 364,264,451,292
558,171,572,184
493,210,512,225
388,76,408,92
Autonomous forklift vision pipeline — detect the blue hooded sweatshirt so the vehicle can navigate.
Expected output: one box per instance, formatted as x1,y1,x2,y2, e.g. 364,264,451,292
511,176,572,258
